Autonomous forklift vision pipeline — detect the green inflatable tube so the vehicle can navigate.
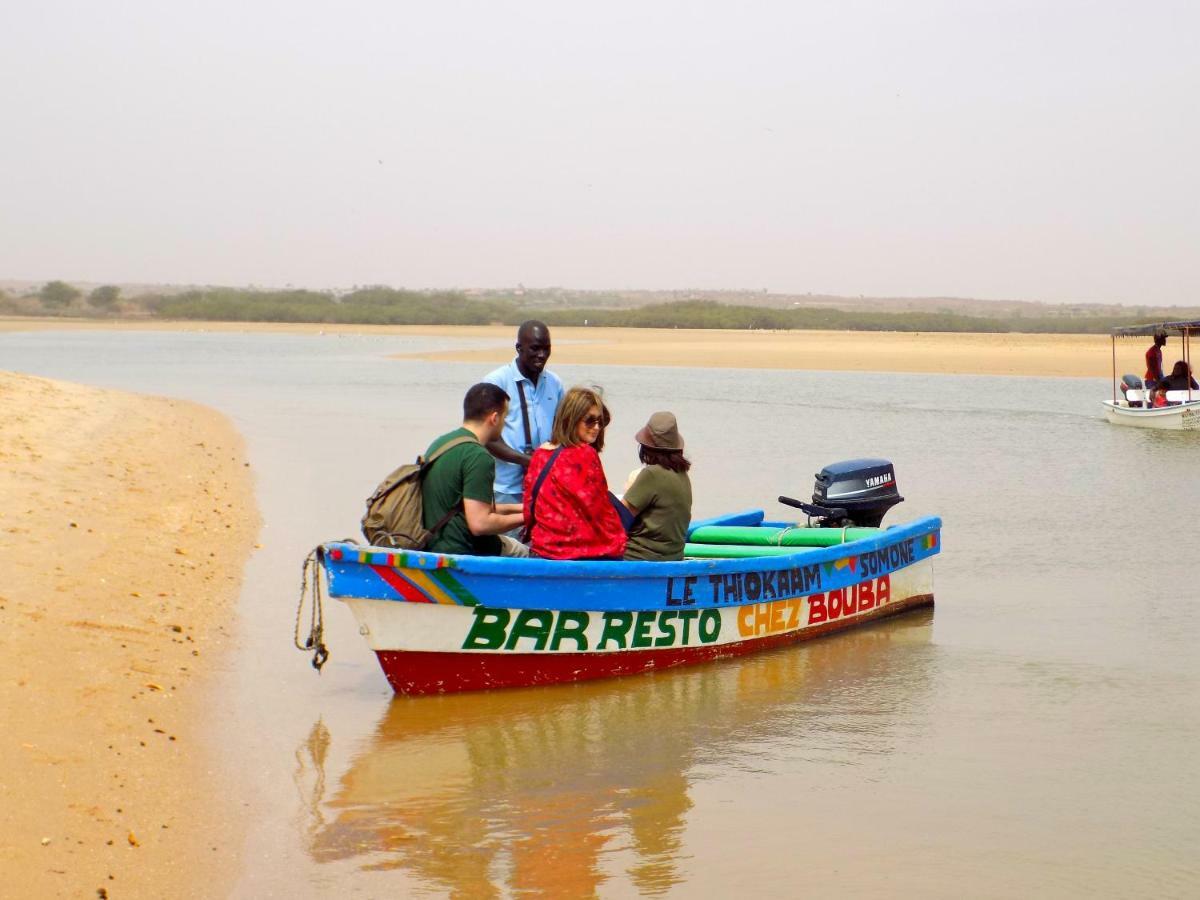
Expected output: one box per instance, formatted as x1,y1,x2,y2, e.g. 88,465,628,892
684,543,818,559
688,525,881,548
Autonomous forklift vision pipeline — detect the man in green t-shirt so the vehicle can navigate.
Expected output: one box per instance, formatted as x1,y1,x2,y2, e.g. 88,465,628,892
422,383,528,557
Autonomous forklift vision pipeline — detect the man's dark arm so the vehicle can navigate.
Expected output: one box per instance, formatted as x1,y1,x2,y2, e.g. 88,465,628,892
486,440,531,468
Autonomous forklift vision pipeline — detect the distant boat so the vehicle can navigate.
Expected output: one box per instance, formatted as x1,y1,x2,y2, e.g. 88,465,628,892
309,459,942,695
1103,319,1200,430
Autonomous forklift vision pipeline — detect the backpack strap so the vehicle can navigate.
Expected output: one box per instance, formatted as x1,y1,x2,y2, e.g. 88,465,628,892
427,504,460,536
420,433,478,470
523,446,563,540
516,381,534,454
421,434,479,536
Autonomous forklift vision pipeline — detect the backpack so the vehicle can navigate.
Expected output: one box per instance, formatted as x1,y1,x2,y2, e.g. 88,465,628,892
361,435,478,549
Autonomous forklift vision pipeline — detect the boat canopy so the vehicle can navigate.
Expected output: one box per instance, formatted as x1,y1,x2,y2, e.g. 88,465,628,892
1111,319,1200,337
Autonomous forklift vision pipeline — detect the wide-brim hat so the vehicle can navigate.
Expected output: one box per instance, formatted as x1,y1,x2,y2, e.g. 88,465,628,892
636,411,684,451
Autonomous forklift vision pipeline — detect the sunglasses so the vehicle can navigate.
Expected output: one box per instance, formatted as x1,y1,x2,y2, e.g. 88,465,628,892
582,414,604,428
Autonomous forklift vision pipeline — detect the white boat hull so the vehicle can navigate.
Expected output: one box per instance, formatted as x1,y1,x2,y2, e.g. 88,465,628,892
1103,401,1200,430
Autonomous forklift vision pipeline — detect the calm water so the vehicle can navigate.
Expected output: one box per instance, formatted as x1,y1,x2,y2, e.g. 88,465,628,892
3,330,1197,898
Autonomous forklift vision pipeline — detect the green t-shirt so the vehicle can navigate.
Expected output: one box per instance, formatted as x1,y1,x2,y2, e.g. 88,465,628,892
623,465,692,561
421,428,501,556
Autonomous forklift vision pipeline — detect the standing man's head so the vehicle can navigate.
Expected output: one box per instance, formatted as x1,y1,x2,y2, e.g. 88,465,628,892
1154,332,1168,348
463,382,510,443
515,320,551,384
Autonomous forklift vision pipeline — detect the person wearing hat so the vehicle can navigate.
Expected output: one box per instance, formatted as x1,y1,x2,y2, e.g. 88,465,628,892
621,411,693,562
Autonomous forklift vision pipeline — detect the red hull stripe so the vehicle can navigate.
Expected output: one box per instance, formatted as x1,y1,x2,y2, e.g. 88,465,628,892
375,594,933,695
370,565,435,604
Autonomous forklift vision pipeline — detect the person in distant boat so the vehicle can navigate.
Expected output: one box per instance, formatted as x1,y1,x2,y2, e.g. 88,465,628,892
1163,360,1198,391
422,383,529,557
523,386,627,561
621,412,693,562
483,320,565,511
1151,384,1173,408
1144,332,1167,388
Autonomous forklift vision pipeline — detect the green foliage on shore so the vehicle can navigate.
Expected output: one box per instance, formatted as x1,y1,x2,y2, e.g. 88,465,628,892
155,289,338,323
87,285,121,309
341,287,512,324
2,283,1174,334
128,290,1178,333
525,300,1150,334
153,287,514,325
39,280,81,308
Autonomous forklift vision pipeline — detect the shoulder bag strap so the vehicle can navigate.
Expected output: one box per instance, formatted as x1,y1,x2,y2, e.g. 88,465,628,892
421,434,479,536
515,381,534,453
525,446,563,538
427,504,461,536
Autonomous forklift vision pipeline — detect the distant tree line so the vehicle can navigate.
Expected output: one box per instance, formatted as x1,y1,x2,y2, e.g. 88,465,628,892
0,280,124,315
152,287,514,325
0,282,1175,335
530,300,1154,334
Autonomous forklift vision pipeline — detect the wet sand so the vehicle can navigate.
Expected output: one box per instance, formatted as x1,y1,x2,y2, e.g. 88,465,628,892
0,372,259,898
0,317,1121,376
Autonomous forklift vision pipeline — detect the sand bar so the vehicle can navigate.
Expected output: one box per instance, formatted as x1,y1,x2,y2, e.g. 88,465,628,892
393,326,1127,378
0,371,258,898
0,317,1155,377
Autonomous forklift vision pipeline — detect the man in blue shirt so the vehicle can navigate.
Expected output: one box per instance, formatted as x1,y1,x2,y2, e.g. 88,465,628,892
483,320,565,507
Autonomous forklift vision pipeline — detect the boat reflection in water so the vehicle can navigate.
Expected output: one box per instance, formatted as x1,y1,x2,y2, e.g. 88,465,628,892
294,610,935,896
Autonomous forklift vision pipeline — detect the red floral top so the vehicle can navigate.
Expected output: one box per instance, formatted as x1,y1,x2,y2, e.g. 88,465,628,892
524,444,627,560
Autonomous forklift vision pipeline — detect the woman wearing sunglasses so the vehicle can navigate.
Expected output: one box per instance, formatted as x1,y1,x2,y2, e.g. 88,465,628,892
522,386,627,560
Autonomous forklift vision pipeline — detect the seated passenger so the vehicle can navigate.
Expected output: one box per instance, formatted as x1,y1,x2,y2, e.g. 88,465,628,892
1164,360,1199,391
523,386,627,560
622,412,693,562
423,383,529,557
1151,384,1173,408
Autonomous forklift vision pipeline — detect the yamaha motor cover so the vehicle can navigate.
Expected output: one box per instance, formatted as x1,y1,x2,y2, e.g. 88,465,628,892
813,458,904,528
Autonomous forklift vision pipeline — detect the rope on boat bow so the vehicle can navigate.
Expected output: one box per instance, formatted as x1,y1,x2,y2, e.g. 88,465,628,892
295,546,330,672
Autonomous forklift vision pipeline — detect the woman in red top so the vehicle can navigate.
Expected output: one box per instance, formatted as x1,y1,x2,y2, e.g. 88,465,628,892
523,386,627,560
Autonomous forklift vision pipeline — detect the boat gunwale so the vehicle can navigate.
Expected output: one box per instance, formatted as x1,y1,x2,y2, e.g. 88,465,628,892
322,514,942,581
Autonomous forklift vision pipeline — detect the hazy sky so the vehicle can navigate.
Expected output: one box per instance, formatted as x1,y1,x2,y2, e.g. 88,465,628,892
2,1,1197,302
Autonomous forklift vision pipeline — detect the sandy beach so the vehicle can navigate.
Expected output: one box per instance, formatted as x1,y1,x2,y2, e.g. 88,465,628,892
0,317,1131,377
0,371,258,898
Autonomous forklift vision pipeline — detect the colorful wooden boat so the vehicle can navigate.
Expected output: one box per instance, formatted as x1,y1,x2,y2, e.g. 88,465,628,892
1104,319,1200,430
317,510,941,695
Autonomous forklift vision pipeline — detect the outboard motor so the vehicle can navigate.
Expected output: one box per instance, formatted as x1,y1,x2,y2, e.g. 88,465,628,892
1120,374,1144,407
779,458,904,528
